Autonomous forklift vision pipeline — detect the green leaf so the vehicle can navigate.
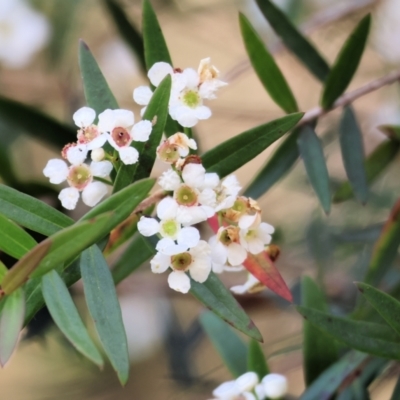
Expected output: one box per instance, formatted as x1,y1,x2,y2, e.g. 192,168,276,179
333,140,400,203
297,125,331,213
300,351,369,400
80,245,129,385
112,234,156,284
244,128,299,199
247,339,269,379
378,124,400,141
0,96,76,149
0,144,18,186
42,270,103,366
190,272,262,341
239,13,298,113
363,198,400,285
79,40,119,115
202,113,303,178
103,0,146,73
321,15,371,109
297,306,400,360
391,376,400,400
301,276,338,386
0,184,73,236
0,261,7,284
255,0,330,82
199,311,247,378
339,106,368,204
0,288,25,366
142,0,172,69
113,76,170,192
0,213,37,259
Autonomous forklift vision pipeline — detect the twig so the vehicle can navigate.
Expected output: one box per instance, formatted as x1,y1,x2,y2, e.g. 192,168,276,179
132,189,167,214
299,69,400,126
223,0,378,83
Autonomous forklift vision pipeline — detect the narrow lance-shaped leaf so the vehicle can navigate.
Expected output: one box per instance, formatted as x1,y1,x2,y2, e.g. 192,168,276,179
301,276,338,386
255,0,330,82
0,143,18,186
0,96,76,149
190,272,262,342
339,106,368,204
244,128,300,199
42,270,103,366
364,197,400,285
0,213,37,259
80,245,129,385
391,376,400,400
200,311,248,378
112,76,171,192
297,125,331,214
239,13,298,113
202,112,303,179
297,306,400,360
247,339,269,379
321,14,371,109
103,0,146,73
0,288,25,367
333,139,400,203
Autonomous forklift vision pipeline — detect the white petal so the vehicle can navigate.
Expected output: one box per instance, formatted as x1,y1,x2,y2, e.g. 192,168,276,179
82,181,108,207
177,227,200,248
202,173,220,189
133,86,153,106
113,109,134,128
98,109,116,132
150,252,170,274
190,240,211,258
156,238,176,253
227,243,247,266
189,257,211,283
174,106,198,128
66,145,88,165
259,222,275,238
73,107,95,128
195,105,212,120
212,263,225,274
157,197,179,220
182,163,205,188
131,120,152,142
168,271,191,293
212,380,239,399
43,159,68,184
230,284,247,295
239,214,258,230
262,374,288,399
137,217,160,237
59,187,79,210
176,205,209,226
158,169,181,191
235,372,259,393
148,62,173,86
86,133,108,150
157,238,187,255
222,175,241,196
246,237,265,255
119,146,139,165
90,160,113,177
241,393,256,400
181,68,200,87
198,188,217,208
255,384,265,400
210,240,227,265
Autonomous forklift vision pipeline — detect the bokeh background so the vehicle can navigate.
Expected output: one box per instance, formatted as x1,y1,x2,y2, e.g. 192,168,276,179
1,0,400,398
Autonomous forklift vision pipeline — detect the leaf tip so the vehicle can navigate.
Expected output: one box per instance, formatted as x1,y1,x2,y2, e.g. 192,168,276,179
79,39,89,50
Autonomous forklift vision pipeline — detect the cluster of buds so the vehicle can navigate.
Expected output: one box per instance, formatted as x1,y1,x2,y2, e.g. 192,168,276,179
210,371,288,400
137,132,275,294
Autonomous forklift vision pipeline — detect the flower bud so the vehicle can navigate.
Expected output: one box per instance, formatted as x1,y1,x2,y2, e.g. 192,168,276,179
91,148,105,162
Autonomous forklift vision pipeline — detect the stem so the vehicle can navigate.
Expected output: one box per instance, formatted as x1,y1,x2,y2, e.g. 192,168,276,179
184,126,193,139
132,189,168,214
93,176,113,186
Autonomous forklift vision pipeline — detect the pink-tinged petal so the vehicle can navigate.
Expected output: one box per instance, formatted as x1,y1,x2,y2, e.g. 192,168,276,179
189,258,211,283
59,187,79,210
73,107,95,128
119,146,139,165
157,197,179,220
90,160,113,177
148,62,173,86
131,120,152,142
177,227,200,248
137,217,160,237
133,86,153,106
43,159,68,184
150,252,170,274
167,271,191,293
82,181,108,207
227,243,247,266
182,163,205,188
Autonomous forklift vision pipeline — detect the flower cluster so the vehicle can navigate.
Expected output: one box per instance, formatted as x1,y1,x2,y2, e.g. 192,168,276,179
137,132,275,293
210,371,288,400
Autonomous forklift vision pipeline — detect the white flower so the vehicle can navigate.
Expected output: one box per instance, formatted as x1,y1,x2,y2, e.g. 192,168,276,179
157,132,197,163
98,108,152,165
150,239,212,293
43,159,112,210
211,372,258,400
62,143,89,165
230,273,265,295
158,169,181,191
0,0,50,68
240,222,275,255
197,57,227,100
261,374,288,399
73,107,107,150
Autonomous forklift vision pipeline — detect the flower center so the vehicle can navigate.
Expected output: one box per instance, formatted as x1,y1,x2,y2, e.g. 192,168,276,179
175,185,198,206
157,141,180,163
77,125,99,144
219,226,240,246
233,198,247,213
171,252,192,271
67,164,92,190
182,90,201,108
111,127,131,147
160,220,179,238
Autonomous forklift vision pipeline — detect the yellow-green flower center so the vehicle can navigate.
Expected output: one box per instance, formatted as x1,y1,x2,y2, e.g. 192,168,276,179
182,90,201,108
157,141,180,163
171,252,192,271
67,164,92,190
160,220,179,238
175,185,198,206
